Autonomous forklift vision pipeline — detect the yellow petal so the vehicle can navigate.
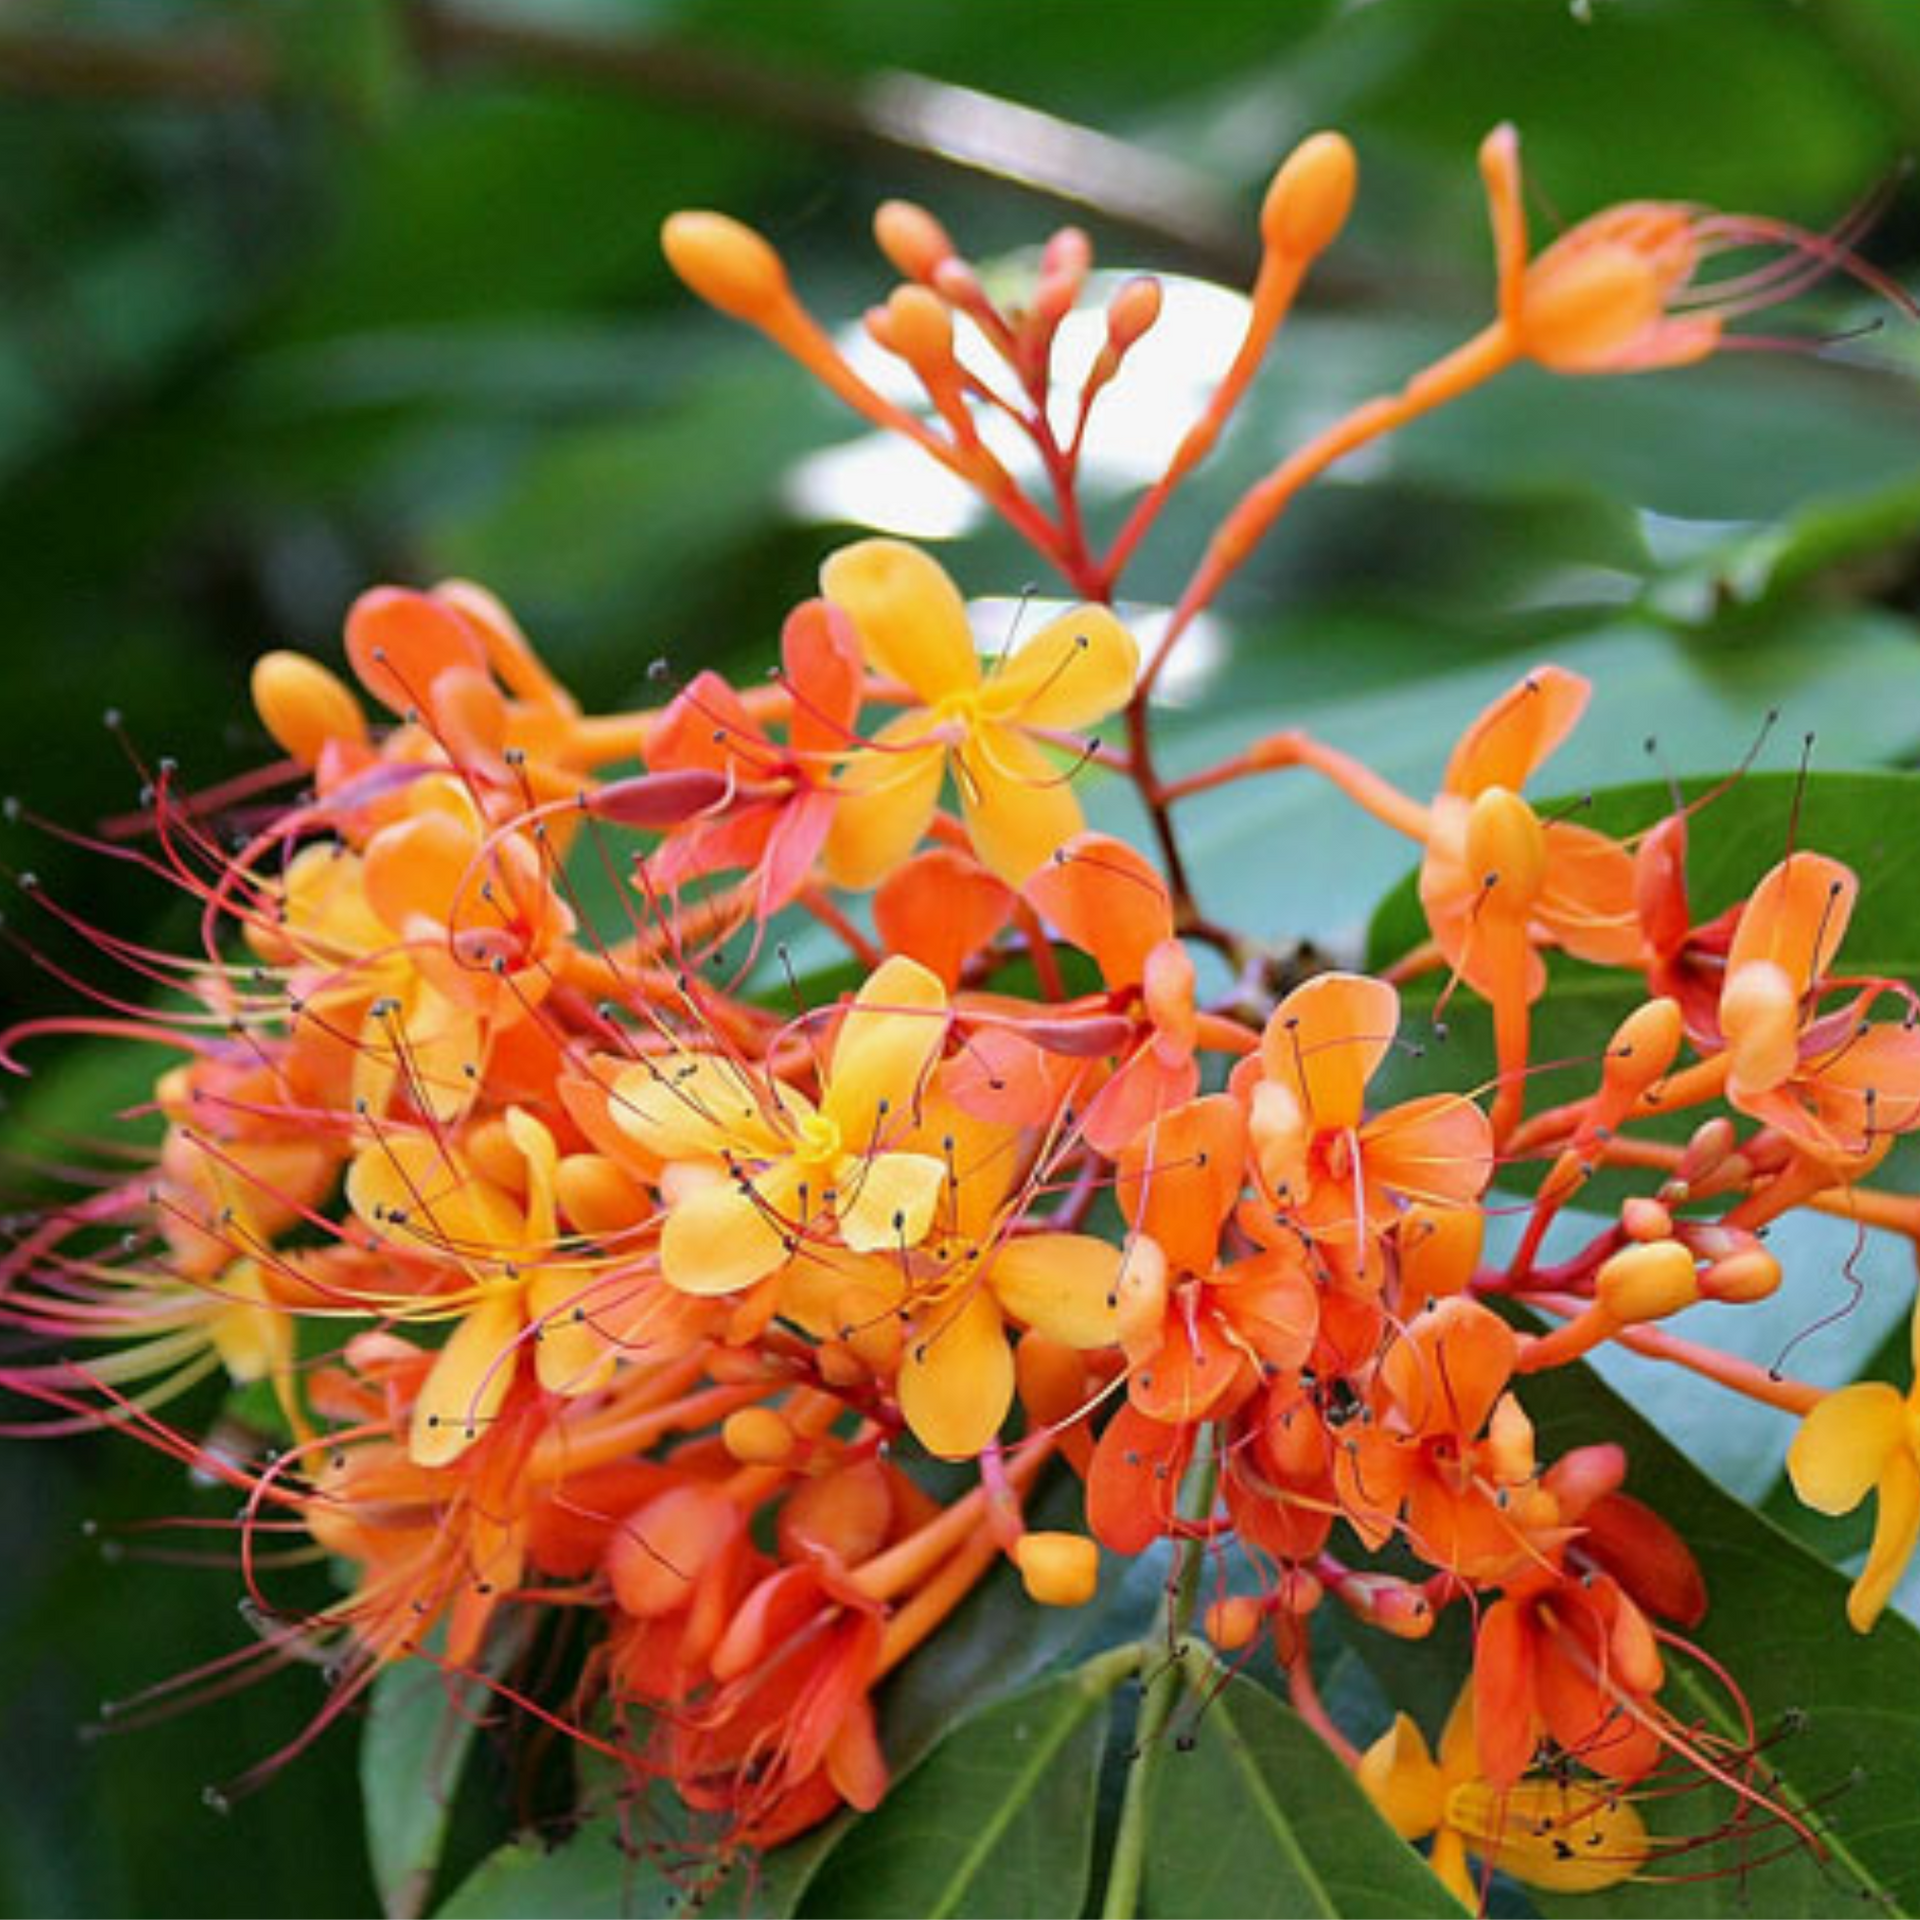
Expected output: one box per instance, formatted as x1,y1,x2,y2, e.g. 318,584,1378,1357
610,1052,804,1161
990,1233,1122,1349
209,1260,289,1386
505,1105,560,1248
1447,1777,1648,1894
826,954,948,1144
823,730,947,892
1850,1445,1920,1632
410,1289,525,1467
352,979,485,1125
1787,1382,1908,1515
837,1150,946,1253
899,1287,1014,1459
958,722,1086,885
526,1264,614,1396
1355,1714,1445,1841
979,604,1138,730
821,538,980,702
345,1132,524,1270
661,1167,797,1295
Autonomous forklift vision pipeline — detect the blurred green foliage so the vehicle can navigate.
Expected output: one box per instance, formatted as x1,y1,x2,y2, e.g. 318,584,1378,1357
2,1,1919,1913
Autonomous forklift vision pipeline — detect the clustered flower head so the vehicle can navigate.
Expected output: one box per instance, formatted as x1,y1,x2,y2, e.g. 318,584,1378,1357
4,122,1913,1912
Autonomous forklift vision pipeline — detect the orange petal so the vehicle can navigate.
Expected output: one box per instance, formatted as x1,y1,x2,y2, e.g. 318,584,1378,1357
1024,833,1170,989
957,722,1087,886
990,1232,1122,1349
1382,1296,1516,1439
409,1289,524,1467
822,727,947,892
1442,665,1589,798
1115,1095,1246,1277
1259,972,1398,1134
1360,1093,1493,1208
1726,852,1857,998
345,586,489,718
874,848,1014,988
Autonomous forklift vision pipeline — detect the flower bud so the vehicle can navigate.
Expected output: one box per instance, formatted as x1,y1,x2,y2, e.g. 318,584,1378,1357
1105,275,1163,354
1595,1239,1699,1324
1700,1244,1782,1304
1620,1196,1672,1244
1602,997,1682,1104
873,199,956,282
252,650,366,767
880,284,956,374
779,1459,892,1566
1261,131,1358,260
1014,1530,1099,1607
722,1405,795,1465
1204,1594,1265,1650
662,211,792,322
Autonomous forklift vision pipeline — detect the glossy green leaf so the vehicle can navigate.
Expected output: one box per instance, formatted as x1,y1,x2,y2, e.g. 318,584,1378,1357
798,1675,1111,1918
1138,1672,1464,1918
362,1656,491,1919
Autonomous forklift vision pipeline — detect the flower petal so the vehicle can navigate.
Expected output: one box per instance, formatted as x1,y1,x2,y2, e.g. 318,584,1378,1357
1442,665,1589,798
410,1289,524,1467
1726,852,1858,998
823,728,947,892
820,539,979,703
661,1170,795,1295
898,1288,1014,1459
836,1150,946,1253
1260,972,1399,1134
1850,1446,1920,1632
957,723,1086,886
990,1232,1122,1349
826,955,949,1144
980,604,1138,730
1788,1382,1909,1516
611,1053,802,1161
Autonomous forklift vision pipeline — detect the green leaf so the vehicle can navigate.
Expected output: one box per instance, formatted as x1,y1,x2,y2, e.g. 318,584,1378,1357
1137,1672,1464,1918
797,1674,1111,1919
1518,1353,1920,1916
362,1656,491,1919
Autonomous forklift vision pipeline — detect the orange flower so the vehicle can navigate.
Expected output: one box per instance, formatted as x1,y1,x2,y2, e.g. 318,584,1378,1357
819,541,1138,887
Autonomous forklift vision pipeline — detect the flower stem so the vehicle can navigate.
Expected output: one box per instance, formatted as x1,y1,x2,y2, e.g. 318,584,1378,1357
1100,1442,1218,1919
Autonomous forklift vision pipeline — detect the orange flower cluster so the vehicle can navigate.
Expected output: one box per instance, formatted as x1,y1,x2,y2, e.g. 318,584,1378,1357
5,124,1912,1909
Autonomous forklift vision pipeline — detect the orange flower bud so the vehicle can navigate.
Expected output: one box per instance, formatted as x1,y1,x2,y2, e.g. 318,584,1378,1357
661,211,792,323
1700,1244,1782,1304
1261,131,1358,260
722,1406,795,1465
1602,997,1682,1104
1595,1239,1699,1324
1014,1530,1100,1607
1205,1594,1265,1650
1105,274,1162,353
1620,1196,1672,1244
252,650,366,767
873,198,956,282
879,284,957,376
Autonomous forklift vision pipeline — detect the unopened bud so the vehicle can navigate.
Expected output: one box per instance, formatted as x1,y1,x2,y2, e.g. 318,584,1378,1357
1261,131,1358,259
1596,1239,1699,1324
1620,1196,1672,1244
1014,1530,1099,1607
1675,1115,1738,1188
662,211,791,322
722,1406,794,1465
1205,1594,1265,1650
252,651,366,767
1602,998,1682,1103
1464,786,1547,908
879,284,955,374
1701,1245,1782,1304
873,199,956,282
1335,1572,1433,1640
779,1460,892,1566
1106,275,1162,353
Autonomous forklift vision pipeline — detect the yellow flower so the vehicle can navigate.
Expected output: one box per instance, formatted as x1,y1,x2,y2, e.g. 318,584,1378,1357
819,540,1138,887
612,955,950,1295
1359,1686,1648,1905
1787,1301,1920,1631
